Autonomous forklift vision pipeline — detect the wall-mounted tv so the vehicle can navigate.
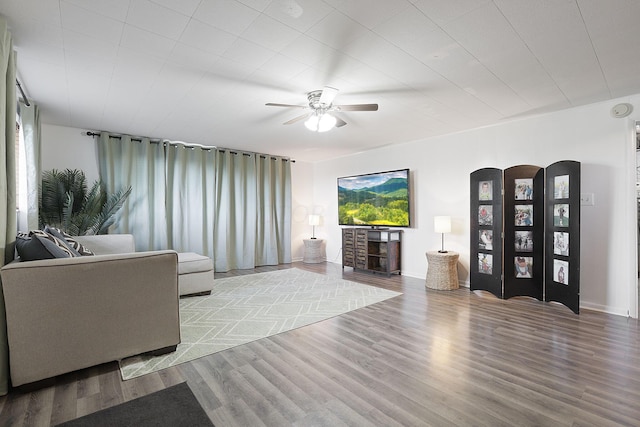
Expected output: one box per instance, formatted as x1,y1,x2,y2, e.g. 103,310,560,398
338,168,410,227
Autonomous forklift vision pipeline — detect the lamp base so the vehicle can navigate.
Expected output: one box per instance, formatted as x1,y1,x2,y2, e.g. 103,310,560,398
438,250,448,253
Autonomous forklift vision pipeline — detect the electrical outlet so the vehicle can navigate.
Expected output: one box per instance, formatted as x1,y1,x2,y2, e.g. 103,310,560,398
580,193,595,206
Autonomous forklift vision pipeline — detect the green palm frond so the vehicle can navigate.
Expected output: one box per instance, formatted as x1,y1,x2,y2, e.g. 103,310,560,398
62,191,74,233
39,170,67,227
60,169,87,213
93,185,132,235
39,169,131,235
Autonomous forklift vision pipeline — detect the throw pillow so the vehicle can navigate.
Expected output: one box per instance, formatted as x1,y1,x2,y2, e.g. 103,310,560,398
43,226,82,257
30,230,78,258
15,232,56,261
44,226,94,256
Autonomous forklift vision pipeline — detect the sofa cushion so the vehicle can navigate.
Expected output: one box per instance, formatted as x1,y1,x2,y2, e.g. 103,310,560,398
44,226,94,256
177,252,213,275
15,230,78,261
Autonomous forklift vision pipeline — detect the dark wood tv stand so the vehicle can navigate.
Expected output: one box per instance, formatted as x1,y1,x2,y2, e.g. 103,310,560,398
342,228,402,276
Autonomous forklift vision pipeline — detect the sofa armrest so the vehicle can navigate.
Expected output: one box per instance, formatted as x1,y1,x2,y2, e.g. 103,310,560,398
0,250,180,387
74,234,136,255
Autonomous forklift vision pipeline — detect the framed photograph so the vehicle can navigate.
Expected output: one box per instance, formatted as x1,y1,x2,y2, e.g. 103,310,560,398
514,205,533,226
554,259,569,284
554,175,569,199
478,205,493,226
514,230,533,252
479,230,493,250
515,178,533,200
479,181,493,201
553,232,569,256
478,253,493,275
515,256,533,278
554,204,569,227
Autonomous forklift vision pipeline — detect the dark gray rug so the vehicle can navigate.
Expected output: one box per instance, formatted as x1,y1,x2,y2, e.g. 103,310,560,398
56,382,213,427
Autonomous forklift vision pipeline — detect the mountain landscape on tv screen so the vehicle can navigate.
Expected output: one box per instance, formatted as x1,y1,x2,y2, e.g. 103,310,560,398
338,176,409,226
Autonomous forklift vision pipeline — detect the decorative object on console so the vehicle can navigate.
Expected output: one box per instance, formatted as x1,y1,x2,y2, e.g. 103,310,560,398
434,216,451,253
308,214,320,239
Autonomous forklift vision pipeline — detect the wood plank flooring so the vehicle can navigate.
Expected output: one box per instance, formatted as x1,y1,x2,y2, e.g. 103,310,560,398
1,262,639,426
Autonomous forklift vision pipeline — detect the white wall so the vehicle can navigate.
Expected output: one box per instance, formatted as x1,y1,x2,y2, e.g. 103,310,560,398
312,95,640,318
41,125,99,183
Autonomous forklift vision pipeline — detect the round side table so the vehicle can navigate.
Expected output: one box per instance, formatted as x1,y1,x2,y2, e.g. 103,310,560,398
303,239,324,263
425,251,459,290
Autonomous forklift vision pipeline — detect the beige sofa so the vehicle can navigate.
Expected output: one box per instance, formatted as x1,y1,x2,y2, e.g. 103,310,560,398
0,234,181,387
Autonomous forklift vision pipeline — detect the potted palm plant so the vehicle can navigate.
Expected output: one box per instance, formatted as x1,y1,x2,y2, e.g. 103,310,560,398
39,168,132,235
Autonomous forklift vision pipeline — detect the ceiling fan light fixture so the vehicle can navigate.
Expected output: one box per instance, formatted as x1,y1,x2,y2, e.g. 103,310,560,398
304,112,336,132
304,113,320,131
267,86,377,130
318,113,336,132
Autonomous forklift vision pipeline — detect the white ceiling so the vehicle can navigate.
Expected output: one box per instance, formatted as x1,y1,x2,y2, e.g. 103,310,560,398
2,0,640,162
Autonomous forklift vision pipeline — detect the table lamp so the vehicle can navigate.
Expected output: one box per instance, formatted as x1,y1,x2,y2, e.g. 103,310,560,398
309,214,320,239
434,216,451,253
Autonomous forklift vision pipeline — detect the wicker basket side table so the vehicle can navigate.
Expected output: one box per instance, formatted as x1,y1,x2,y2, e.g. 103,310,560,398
303,239,324,263
425,251,460,290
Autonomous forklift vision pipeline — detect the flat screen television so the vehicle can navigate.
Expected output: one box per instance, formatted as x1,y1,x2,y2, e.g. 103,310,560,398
338,168,410,227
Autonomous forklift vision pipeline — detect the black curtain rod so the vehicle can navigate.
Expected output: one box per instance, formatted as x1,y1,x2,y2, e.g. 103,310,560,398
16,79,30,106
85,131,295,162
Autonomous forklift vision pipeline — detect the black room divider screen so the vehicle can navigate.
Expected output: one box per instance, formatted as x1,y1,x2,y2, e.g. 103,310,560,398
470,161,581,314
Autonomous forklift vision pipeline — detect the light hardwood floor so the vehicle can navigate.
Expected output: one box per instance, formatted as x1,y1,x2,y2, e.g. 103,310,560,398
1,262,639,426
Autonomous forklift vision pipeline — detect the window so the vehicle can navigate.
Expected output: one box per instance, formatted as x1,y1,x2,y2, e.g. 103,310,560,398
15,120,28,230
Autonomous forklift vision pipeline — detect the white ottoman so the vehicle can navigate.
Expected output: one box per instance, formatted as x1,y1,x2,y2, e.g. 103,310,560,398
178,252,214,297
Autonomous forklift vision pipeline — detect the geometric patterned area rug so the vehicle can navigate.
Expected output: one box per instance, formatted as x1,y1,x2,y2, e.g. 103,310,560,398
119,268,401,380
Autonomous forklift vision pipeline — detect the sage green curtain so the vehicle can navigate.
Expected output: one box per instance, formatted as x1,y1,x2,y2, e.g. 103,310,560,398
213,150,258,270
255,154,291,266
19,101,41,230
165,144,215,256
97,135,292,272
0,15,17,396
98,132,167,250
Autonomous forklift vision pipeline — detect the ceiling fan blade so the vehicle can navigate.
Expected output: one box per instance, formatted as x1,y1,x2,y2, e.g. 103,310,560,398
335,103,379,111
335,117,347,128
319,86,339,105
283,113,310,125
266,103,306,109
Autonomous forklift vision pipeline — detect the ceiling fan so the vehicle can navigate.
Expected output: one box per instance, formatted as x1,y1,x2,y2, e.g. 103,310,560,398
266,86,378,132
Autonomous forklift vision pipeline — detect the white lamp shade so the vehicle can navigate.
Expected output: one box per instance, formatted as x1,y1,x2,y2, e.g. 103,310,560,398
308,214,320,226
304,114,319,131
434,216,451,233
304,113,336,132
317,114,336,132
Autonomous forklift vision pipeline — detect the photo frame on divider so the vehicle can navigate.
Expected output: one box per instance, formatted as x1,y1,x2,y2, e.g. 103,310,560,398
545,161,580,314
470,168,503,298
